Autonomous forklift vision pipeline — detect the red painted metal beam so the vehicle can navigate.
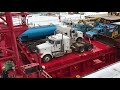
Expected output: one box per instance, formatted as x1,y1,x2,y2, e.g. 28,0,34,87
36,53,41,65
0,16,7,23
0,30,10,33
0,47,14,53
17,41,33,63
5,12,22,73
0,26,28,33
0,56,15,61
11,12,28,16
0,12,28,17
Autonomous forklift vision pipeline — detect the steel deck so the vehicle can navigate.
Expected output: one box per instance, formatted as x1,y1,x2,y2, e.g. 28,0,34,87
42,40,118,78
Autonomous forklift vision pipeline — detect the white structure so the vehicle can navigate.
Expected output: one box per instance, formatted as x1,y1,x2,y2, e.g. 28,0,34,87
83,61,120,78
25,12,108,27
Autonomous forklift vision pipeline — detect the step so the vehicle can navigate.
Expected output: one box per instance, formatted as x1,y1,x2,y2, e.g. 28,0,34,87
54,52,65,57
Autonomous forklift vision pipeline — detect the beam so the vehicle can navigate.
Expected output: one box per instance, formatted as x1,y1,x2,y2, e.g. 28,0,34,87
0,30,10,33
0,56,15,61
0,16,7,23
0,47,14,53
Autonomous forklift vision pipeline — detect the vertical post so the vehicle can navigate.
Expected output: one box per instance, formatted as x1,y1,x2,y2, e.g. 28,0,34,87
59,12,61,22
21,13,26,25
36,53,41,66
5,12,22,74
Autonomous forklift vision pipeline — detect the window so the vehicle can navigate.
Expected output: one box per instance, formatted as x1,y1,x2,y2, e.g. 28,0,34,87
101,29,103,32
55,41,61,44
48,40,54,44
91,29,98,33
98,30,101,33
65,33,68,35
71,30,75,33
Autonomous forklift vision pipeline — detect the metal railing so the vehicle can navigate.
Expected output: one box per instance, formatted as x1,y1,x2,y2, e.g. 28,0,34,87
42,70,52,78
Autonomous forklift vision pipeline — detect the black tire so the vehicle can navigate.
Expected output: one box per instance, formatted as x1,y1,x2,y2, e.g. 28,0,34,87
42,55,52,63
79,47,85,53
27,45,39,53
76,37,82,43
92,36,96,40
88,45,93,51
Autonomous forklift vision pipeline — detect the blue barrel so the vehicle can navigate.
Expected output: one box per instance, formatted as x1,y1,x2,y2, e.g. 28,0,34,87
19,25,56,42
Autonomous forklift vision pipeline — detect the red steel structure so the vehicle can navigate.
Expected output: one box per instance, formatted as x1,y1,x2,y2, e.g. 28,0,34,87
0,12,28,74
0,12,51,78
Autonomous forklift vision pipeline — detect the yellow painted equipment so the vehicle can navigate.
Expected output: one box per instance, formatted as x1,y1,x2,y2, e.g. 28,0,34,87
78,17,101,23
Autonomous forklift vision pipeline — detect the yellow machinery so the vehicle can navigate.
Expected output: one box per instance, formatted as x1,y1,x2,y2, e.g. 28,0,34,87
78,17,101,24
108,12,120,16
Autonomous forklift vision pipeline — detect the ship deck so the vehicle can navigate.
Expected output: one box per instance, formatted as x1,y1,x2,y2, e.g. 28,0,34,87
42,40,118,77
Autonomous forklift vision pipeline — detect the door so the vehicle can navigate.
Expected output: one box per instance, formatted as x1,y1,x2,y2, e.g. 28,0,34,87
52,40,61,52
52,40,63,57
71,30,77,40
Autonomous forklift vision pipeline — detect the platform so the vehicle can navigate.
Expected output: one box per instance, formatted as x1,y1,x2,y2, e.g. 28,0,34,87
41,40,118,78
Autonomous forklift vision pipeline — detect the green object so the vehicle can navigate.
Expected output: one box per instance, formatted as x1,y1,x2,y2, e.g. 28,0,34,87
3,61,14,71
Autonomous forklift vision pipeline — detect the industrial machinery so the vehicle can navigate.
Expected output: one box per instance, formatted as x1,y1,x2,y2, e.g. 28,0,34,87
20,24,83,43
36,33,93,63
108,12,120,16
85,22,120,54
72,22,94,34
22,24,84,53
85,23,118,40
23,13,120,78
56,25,93,52
111,22,120,38
86,14,120,24
19,25,56,42
78,17,101,23
56,25,83,42
27,25,92,63
71,18,101,34
36,34,72,62
0,12,120,78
